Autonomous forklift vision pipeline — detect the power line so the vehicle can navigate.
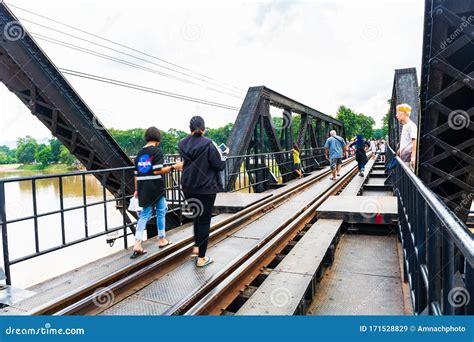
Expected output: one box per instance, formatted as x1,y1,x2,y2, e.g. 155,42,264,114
20,17,243,96
59,68,241,111
31,33,242,99
8,3,245,92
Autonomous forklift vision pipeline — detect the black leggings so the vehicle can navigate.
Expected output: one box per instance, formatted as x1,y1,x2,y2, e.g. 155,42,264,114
184,192,216,258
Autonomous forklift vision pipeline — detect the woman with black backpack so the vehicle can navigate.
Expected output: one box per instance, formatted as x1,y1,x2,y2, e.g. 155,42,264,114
178,116,228,268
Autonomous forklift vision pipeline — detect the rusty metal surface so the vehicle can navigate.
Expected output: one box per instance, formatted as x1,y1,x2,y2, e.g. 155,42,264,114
339,159,375,196
214,193,272,214
308,234,405,315
100,297,171,316
132,237,258,310
0,215,232,315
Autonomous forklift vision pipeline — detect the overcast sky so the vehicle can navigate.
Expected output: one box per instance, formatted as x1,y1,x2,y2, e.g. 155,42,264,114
0,0,424,146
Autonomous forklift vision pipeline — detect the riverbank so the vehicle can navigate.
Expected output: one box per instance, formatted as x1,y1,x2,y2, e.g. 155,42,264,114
0,164,81,172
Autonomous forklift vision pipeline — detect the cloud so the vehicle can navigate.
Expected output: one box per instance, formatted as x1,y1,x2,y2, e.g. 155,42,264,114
0,0,424,145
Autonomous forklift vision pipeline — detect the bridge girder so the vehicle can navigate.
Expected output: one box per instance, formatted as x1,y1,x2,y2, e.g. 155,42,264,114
418,0,474,222
0,3,134,197
226,86,344,192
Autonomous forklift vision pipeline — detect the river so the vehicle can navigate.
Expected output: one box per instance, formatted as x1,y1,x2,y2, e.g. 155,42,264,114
0,169,135,289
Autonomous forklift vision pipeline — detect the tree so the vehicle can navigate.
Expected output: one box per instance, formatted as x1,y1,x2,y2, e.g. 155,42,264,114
206,123,234,145
0,145,16,164
16,136,38,163
109,128,146,156
382,99,390,137
373,128,384,140
49,138,62,163
59,145,76,165
336,106,375,139
35,145,54,166
0,151,8,164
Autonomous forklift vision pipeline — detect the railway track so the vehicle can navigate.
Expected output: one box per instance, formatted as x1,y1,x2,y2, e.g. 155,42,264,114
28,157,358,315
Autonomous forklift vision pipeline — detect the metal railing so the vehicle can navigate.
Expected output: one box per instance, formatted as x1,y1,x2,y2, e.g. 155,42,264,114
0,162,183,285
224,147,326,192
387,146,474,315
0,148,327,285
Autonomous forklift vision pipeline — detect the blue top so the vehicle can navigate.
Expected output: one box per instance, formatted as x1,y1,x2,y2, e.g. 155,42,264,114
324,135,346,160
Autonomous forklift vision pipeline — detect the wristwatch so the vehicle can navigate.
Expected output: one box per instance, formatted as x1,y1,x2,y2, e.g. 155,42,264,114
170,165,175,171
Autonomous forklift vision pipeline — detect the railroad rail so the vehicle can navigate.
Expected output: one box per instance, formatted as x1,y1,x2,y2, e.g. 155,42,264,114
27,157,359,315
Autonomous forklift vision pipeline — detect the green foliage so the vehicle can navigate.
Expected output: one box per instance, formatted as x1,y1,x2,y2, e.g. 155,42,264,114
59,145,76,165
16,136,38,164
382,113,389,137
109,125,234,156
373,128,384,140
206,123,234,145
49,138,62,163
109,128,146,156
35,145,54,166
382,98,390,138
0,145,17,164
336,105,375,139
0,151,8,164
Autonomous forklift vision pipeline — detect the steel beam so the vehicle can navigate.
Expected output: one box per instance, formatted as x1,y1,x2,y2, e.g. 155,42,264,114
418,0,474,222
388,68,420,150
0,3,134,197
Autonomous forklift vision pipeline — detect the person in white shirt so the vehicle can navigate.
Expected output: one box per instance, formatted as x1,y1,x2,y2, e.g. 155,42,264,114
370,139,377,159
379,140,386,163
396,103,417,171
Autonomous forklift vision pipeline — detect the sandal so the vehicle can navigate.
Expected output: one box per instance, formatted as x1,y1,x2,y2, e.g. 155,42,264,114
158,239,172,248
130,249,147,259
196,256,214,268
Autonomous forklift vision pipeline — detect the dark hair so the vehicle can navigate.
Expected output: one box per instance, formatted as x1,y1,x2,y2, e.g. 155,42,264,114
144,126,161,142
190,116,205,136
293,144,299,152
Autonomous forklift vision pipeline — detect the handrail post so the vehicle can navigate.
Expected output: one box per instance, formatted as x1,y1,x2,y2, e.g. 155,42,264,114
0,181,11,285
121,169,128,249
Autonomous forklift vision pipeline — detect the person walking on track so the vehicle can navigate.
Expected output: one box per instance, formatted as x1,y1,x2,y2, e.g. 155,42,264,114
131,126,182,259
348,134,370,177
324,130,347,180
178,116,228,268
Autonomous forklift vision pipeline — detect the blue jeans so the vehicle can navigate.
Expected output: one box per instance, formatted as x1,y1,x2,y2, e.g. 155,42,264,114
135,196,167,241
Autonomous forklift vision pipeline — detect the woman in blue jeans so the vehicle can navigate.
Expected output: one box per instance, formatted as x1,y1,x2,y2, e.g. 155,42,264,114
131,126,182,259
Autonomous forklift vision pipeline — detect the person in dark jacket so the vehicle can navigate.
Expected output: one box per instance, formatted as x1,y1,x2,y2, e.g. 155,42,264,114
348,134,370,177
131,127,182,259
178,116,227,268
